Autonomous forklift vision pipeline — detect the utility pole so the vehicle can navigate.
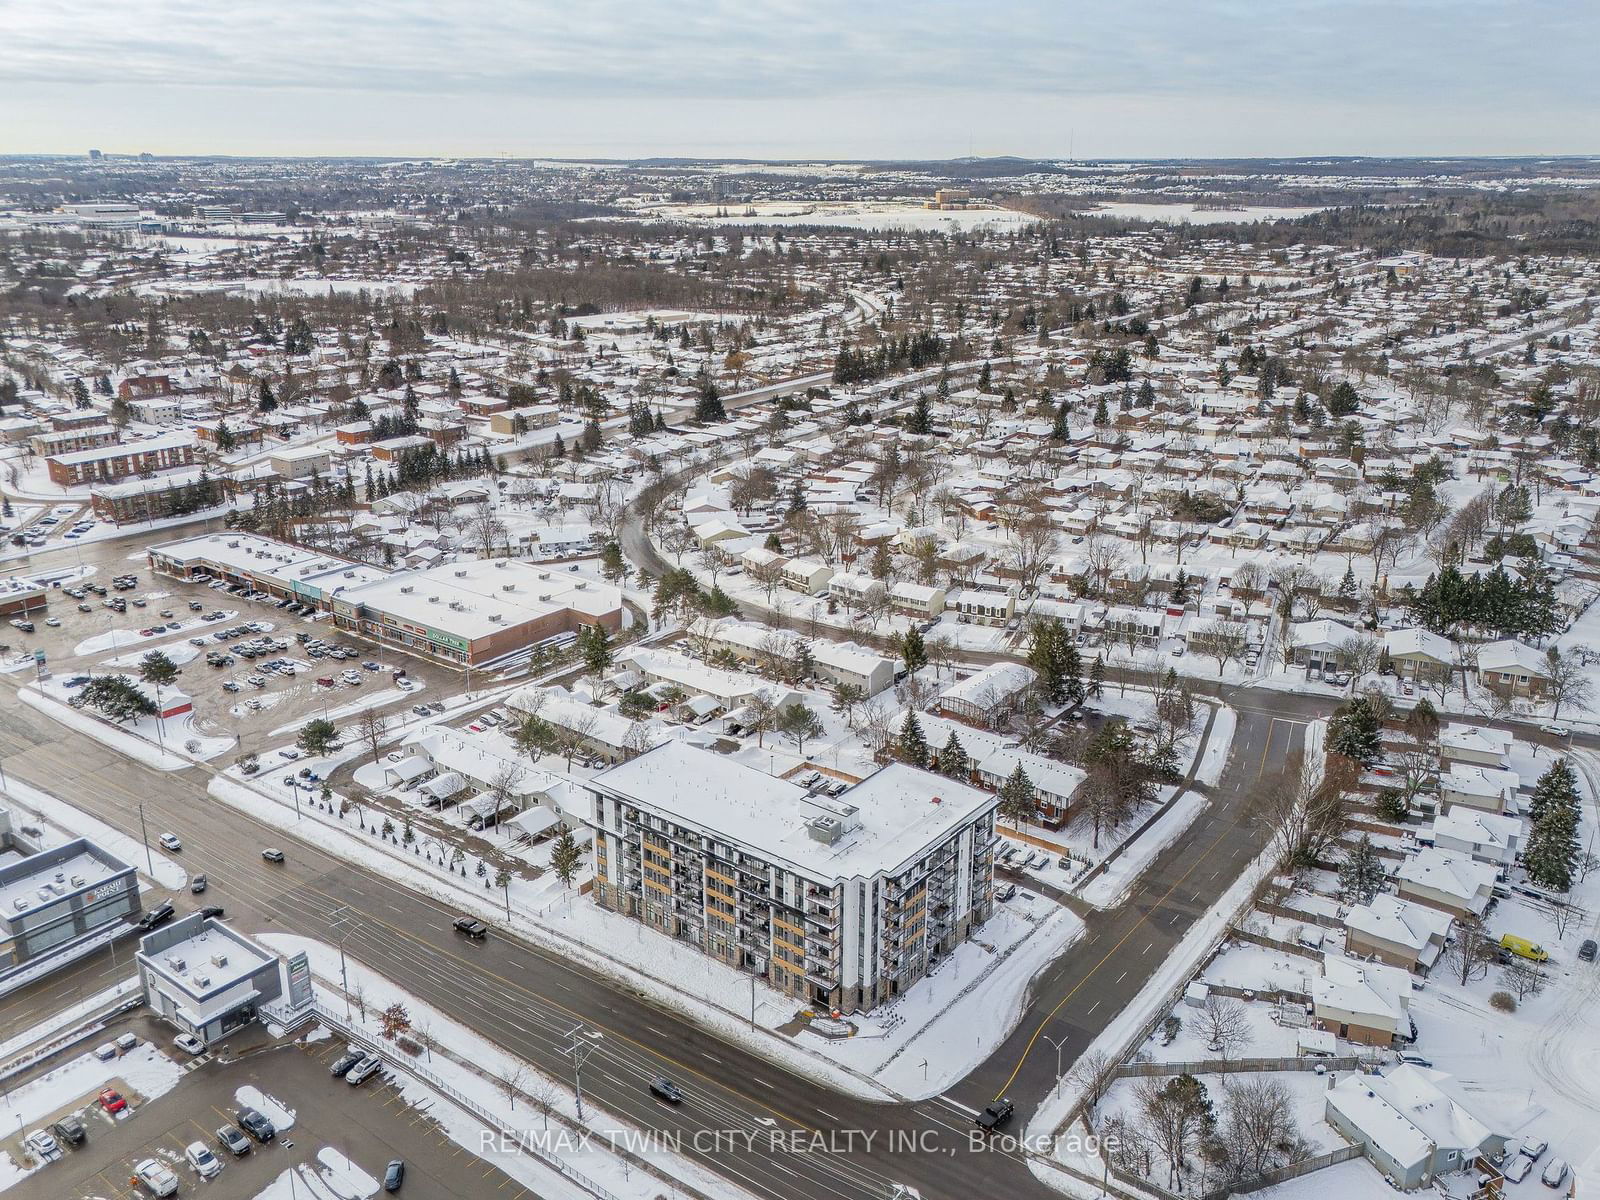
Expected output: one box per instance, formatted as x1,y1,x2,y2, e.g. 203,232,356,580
565,1024,596,1123
137,799,154,875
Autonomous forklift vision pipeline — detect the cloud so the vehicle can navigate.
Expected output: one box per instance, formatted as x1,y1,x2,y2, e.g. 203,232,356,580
2,0,1596,155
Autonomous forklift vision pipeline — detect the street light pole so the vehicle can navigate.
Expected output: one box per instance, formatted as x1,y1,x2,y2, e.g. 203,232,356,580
566,1024,595,1123
1043,1033,1070,1083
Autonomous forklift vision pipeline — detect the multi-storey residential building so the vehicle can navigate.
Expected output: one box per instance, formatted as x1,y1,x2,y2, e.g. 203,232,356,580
45,432,196,486
585,742,997,1013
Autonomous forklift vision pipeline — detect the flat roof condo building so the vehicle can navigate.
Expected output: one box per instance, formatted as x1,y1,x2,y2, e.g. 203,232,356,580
584,742,998,1013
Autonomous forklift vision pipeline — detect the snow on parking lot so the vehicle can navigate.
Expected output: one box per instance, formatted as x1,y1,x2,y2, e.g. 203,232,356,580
235,1084,297,1132
4,1041,185,1129
74,610,240,657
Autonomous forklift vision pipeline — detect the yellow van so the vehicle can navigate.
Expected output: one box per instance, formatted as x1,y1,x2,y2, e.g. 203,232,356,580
1499,934,1548,962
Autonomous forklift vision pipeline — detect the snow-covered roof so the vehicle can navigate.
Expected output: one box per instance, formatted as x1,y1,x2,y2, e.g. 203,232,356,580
1344,895,1450,954
940,662,1037,708
586,742,995,881
1395,848,1495,902
1384,626,1453,663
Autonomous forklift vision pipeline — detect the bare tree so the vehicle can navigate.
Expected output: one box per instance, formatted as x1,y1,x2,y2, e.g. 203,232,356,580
1500,960,1546,1003
1338,633,1383,679
1199,995,1252,1060
553,710,599,770
1545,647,1595,719
498,1063,529,1112
1443,915,1495,986
466,501,508,558
1197,621,1249,677
1255,750,1356,868
1217,1076,1311,1183
355,707,387,764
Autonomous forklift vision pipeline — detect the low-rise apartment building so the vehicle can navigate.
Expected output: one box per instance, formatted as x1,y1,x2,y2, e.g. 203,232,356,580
585,742,997,1013
46,432,197,486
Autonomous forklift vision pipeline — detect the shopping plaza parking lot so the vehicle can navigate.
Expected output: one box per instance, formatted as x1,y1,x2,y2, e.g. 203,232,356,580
6,1009,526,1200
3,533,469,759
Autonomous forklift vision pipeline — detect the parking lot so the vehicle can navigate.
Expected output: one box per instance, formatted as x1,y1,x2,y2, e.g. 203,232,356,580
8,1009,527,1200
4,534,470,759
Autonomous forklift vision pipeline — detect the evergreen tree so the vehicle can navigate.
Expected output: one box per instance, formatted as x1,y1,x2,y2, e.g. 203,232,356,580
900,626,928,674
977,360,992,392
256,378,276,412
998,764,1038,828
1339,563,1359,601
1051,399,1071,442
550,829,583,886
1528,758,1578,824
1338,835,1387,905
937,731,970,779
897,711,930,768
1524,795,1580,891
1327,697,1382,764
907,395,932,435
1088,655,1105,698
1092,394,1109,427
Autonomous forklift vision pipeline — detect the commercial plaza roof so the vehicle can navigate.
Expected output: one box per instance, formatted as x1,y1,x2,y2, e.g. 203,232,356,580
0,840,132,920
338,558,622,642
589,742,995,880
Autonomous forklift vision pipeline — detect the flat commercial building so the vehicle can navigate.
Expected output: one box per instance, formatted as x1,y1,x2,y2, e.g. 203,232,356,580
585,742,997,1013
149,532,622,669
137,915,286,1042
331,558,623,668
0,575,48,620
0,838,140,993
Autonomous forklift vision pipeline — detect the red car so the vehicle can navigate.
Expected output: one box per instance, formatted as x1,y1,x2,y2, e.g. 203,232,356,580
98,1087,126,1113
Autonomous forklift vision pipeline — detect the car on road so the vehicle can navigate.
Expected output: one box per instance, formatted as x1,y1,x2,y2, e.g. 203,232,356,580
453,916,488,939
51,1115,87,1146
174,1033,206,1055
138,901,176,930
134,1157,180,1196
198,905,225,919
649,1077,685,1104
1539,723,1570,737
190,874,207,893
217,1125,251,1156
330,1050,364,1078
159,833,182,851
98,1087,127,1112
346,1054,383,1085
23,1129,61,1162
261,848,285,863
237,1107,276,1142
186,1140,224,1179
384,1159,406,1192
975,1099,1015,1131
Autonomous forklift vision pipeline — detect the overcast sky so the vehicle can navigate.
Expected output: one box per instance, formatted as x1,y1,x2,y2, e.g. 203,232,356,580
3,0,1596,160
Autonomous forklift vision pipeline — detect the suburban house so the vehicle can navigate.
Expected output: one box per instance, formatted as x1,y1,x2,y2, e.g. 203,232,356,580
1325,1065,1504,1191
950,587,1017,626
1311,955,1412,1046
1289,618,1362,674
1343,895,1451,975
1437,725,1512,770
888,581,946,619
1394,848,1495,918
1474,639,1551,699
1437,765,1518,815
1432,808,1522,869
975,746,1085,828
1383,627,1454,683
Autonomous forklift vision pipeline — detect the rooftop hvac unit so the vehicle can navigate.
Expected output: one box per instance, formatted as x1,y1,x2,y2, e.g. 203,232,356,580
166,956,187,971
71,875,86,887
539,594,551,602
11,899,27,912
54,871,66,883
227,540,240,548
210,953,229,968
191,974,211,989
400,585,413,593
502,584,515,592
807,815,844,845
575,581,587,590
428,595,440,603
454,569,467,578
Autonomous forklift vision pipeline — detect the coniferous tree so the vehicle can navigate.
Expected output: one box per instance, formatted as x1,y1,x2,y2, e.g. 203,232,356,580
1338,835,1387,905
998,764,1038,828
897,711,930,768
937,731,970,779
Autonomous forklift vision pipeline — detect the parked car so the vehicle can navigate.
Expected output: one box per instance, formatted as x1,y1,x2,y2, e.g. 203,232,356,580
330,1050,364,1078
996,883,1018,902
237,1107,276,1142
217,1125,252,1157
1579,938,1597,963
383,1160,406,1192
1500,934,1549,962
1502,1154,1533,1183
134,1157,180,1196
649,1077,685,1103
23,1129,61,1162
186,1140,224,1179
1521,1138,1549,1162
51,1114,87,1146
975,1099,1015,1131
346,1054,382,1085
174,1033,206,1055
98,1087,126,1112
1541,1157,1568,1188
198,905,225,919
